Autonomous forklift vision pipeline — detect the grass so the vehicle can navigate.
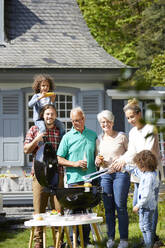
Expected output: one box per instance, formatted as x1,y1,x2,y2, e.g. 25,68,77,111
0,195,165,248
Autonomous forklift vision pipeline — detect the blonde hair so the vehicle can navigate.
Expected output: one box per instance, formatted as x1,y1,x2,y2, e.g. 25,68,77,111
123,98,141,114
97,110,114,123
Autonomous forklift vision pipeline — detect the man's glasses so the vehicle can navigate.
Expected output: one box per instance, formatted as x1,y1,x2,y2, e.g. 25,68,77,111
71,118,84,123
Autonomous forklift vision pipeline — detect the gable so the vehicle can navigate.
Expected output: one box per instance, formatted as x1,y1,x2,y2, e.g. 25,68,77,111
0,0,129,70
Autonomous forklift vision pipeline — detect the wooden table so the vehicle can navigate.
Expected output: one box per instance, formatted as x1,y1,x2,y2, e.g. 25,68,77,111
24,214,103,248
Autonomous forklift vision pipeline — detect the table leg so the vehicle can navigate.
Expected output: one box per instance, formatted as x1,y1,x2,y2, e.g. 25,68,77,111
64,226,72,248
43,226,46,248
91,223,101,242
78,225,84,248
55,226,62,248
29,227,34,248
73,226,77,248
51,227,56,248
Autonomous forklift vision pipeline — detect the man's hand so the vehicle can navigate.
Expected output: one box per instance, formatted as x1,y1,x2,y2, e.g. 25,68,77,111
35,132,46,143
133,205,139,213
74,160,87,169
24,132,46,154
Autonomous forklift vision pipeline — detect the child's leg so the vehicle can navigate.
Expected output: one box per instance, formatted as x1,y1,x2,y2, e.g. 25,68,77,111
54,119,65,138
139,208,154,248
35,119,46,133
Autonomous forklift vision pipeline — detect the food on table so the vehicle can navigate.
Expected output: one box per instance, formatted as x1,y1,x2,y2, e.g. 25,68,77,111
36,216,44,221
51,209,60,215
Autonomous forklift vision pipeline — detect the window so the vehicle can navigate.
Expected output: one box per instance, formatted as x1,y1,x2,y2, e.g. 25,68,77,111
25,92,74,166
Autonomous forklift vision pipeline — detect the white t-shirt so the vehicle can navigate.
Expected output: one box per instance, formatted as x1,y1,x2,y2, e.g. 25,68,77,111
121,124,161,182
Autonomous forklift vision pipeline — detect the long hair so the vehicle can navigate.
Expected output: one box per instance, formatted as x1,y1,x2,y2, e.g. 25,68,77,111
32,74,55,93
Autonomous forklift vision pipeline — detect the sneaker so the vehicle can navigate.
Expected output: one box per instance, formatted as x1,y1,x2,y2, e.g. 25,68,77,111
107,239,115,248
117,240,128,248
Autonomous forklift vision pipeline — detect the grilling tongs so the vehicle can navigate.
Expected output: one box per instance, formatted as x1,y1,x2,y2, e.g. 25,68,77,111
83,167,110,182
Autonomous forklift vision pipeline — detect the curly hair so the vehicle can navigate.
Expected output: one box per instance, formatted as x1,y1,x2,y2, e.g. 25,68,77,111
133,150,157,172
32,74,55,93
123,98,141,114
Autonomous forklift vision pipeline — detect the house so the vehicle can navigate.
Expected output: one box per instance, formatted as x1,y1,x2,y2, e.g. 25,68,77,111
0,0,164,204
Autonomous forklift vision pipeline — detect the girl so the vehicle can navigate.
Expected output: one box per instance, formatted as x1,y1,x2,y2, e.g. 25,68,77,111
124,150,159,248
28,74,65,137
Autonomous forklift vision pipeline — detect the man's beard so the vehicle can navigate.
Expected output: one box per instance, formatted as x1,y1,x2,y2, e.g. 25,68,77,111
46,119,54,127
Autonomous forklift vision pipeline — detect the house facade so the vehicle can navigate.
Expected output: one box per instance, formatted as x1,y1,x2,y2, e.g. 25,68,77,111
0,0,164,204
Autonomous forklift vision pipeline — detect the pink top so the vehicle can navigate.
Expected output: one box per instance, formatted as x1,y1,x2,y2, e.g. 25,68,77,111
96,132,128,170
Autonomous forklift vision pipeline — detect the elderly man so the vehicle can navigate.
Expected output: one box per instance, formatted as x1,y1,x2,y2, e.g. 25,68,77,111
57,106,97,247
24,104,64,248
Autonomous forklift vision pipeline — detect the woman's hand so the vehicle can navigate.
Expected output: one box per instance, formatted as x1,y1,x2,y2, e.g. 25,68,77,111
95,155,105,167
111,159,126,171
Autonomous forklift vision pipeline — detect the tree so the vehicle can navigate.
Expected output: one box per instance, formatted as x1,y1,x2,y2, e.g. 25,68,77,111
77,0,165,87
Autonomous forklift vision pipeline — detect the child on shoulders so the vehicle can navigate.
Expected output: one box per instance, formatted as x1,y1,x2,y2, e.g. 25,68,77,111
28,74,65,137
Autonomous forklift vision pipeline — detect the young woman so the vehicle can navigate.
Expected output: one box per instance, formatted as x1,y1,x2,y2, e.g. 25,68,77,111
95,110,130,248
112,98,162,245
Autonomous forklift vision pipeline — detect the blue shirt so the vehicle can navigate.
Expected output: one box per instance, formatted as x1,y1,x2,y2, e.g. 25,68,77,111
125,165,159,210
57,126,97,184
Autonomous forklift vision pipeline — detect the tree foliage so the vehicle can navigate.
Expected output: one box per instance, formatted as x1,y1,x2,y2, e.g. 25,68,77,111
77,0,165,87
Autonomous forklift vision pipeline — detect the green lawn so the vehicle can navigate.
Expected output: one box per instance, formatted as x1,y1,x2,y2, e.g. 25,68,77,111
0,195,165,248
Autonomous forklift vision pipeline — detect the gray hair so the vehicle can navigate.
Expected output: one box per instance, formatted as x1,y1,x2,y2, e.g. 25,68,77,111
70,106,85,118
97,110,114,123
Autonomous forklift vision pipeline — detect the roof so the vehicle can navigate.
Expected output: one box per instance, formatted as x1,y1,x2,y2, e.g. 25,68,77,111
0,0,128,69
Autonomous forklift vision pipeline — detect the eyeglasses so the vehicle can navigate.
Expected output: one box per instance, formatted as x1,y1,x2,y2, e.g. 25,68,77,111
71,118,84,123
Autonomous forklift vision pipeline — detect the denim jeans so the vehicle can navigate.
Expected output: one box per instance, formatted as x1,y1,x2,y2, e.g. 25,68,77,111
133,183,158,237
139,208,154,248
100,172,130,240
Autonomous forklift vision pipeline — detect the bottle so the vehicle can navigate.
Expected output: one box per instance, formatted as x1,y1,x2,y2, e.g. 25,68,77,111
83,151,87,170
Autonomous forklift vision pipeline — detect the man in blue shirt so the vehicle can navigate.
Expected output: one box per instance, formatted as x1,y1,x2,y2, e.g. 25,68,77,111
57,106,97,185
57,106,97,247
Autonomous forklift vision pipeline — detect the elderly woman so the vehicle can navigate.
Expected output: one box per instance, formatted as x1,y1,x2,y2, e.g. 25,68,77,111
95,110,130,248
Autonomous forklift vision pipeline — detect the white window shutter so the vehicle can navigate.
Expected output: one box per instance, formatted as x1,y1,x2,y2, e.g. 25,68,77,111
79,90,104,134
0,90,24,166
